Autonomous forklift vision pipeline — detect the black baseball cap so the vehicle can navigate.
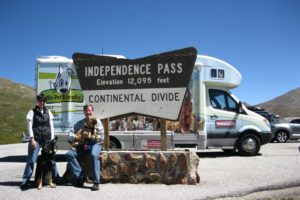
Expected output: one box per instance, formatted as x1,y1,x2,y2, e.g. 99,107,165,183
36,93,47,102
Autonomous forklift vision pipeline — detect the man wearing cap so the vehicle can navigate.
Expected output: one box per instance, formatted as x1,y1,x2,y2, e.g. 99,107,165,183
20,93,57,190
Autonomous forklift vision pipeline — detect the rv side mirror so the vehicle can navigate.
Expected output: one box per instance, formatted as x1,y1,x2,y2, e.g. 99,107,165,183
236,101,243,113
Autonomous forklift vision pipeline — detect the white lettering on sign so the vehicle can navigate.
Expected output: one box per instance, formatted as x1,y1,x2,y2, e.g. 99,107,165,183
83,88,187,120
152,92,180,102
97,79,123,86
88,92,180,103
85,64,151,77
157,63,182,74
89,93,146,103
84,62,183,77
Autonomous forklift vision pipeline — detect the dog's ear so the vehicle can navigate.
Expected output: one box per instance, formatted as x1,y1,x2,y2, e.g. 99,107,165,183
52,136,58,144
91,117,98,125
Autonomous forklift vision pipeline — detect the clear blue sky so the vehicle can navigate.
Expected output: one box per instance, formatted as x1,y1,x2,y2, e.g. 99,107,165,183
0,0,299,105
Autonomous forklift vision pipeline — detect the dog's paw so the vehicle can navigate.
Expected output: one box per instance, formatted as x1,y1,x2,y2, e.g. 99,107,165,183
50,183,56,188
36,181,42,190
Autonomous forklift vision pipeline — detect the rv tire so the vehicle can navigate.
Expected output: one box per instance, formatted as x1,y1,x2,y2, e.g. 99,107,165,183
237,134,261,156
109,137,121,149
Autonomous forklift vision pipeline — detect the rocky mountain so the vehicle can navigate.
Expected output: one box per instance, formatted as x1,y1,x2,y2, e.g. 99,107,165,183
256,87,300,117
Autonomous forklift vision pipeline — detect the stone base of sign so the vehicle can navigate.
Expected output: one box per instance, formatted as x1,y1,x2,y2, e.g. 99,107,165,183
63,151,200,185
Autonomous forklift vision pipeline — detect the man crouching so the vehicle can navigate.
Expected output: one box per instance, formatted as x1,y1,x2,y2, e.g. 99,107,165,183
65,104,104,191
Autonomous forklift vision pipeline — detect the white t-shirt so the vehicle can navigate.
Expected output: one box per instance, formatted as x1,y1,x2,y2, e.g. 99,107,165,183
26,108,54,140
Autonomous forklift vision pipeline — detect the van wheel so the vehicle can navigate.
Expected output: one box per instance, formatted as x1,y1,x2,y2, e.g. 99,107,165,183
237,134,261,156
109,137,121,149
276,131,289,143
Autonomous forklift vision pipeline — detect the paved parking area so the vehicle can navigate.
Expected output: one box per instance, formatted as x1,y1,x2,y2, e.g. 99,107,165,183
0,141,299,200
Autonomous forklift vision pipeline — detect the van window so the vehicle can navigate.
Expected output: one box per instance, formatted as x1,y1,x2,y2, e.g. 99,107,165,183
290,119,300,124
209,89,237,112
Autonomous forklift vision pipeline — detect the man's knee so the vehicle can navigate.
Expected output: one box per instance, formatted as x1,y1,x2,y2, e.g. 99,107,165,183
26,160,35,167
27,155,37,164
65,150,76,160
90,151,100,159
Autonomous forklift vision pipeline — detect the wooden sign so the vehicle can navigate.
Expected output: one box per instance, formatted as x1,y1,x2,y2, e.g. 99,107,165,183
73,47,197,120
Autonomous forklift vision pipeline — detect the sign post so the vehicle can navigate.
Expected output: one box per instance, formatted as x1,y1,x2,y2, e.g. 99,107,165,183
102,118,110,150
160,118,167,151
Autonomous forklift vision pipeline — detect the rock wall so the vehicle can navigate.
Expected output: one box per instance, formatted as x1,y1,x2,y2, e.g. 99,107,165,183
100,151,200,185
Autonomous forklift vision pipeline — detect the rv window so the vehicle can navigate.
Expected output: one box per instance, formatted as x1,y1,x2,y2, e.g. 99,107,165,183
218,69,225,78
211,69,217,78
210,69,225,79
209,89,237,112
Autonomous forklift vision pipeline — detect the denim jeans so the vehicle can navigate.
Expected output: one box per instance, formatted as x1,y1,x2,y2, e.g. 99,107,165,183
21,139,59,185
65,143,102,183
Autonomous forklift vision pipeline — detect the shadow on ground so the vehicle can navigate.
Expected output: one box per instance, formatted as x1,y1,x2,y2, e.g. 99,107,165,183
0,154,67,163
197,151,262,158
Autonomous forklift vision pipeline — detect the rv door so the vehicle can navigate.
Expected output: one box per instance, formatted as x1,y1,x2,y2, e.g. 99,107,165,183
206,88,241,147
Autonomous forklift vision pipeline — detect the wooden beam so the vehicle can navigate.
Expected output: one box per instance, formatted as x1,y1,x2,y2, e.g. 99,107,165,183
103,118,110,150
160,118,167,151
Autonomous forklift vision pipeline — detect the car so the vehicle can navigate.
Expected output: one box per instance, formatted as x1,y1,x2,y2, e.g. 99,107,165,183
271,119,300,143
246,106,280,124
246,106,300,143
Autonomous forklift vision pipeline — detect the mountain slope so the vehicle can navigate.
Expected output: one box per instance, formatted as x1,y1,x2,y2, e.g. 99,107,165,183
0,77,35,144
256,87,300,117
0,77,299,144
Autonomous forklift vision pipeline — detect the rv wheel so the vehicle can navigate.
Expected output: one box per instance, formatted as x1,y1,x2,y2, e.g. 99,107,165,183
109,137,121,149
237,134,261,156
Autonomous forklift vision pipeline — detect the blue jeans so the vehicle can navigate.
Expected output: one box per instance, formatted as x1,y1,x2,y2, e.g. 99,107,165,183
21,139,59,185
65,143,101,183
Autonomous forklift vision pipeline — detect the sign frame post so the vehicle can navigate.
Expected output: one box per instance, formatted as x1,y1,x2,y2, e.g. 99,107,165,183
160,118,167,151
103,118,110,150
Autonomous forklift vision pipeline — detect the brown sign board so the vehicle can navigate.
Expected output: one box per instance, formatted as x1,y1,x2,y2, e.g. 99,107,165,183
73,47,197,120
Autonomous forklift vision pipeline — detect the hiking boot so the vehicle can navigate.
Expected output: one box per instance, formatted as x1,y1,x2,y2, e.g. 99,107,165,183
91,183,99,191
20,183,30,191
74,178,84,188
54,177,64,185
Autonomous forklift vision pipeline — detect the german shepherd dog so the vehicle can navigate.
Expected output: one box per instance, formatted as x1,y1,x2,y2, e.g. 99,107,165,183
35,136,58,190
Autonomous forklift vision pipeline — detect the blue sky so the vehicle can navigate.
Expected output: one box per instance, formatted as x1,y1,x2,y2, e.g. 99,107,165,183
0,0,299,105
